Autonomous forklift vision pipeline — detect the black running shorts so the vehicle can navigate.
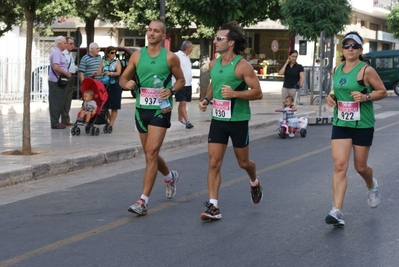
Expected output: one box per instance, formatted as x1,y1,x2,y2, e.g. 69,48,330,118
208,120,249,148
135,108,171,133
331,125,374,146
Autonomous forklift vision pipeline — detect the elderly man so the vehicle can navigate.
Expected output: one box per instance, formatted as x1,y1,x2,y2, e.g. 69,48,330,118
78,42,102,82
61,36,77,126
48,36,71,129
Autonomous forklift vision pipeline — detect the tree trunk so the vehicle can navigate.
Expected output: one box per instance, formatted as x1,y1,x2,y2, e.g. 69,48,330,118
85,16,96,48
21,3,35,155
199,38,211,98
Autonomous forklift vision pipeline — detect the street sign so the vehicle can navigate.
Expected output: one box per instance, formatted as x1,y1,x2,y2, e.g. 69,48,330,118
271,40,279,53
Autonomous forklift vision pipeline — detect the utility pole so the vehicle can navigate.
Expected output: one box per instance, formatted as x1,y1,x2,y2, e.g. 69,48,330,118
160,0,165,47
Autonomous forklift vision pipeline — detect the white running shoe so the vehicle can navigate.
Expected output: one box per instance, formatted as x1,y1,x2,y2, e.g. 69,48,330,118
128,198,148,216
165,170,179,199
325,207,345,227
367,178,380,208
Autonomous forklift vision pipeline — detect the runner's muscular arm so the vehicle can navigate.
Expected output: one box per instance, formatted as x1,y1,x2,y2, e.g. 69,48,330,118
221,59,263,100
119,51,139,90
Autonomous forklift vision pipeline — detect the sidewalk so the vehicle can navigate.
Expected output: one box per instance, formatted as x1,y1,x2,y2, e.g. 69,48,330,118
0,81,323,187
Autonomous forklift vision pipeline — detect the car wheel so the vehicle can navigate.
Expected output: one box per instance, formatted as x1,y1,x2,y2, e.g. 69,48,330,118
394,81,399,96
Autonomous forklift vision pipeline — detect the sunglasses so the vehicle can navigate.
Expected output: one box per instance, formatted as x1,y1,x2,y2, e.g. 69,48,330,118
109,51,116,54
215,36,227,42
342,43,362,50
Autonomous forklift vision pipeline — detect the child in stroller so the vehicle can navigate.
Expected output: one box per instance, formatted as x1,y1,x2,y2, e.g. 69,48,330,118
70,78,110,136
78,90,97,126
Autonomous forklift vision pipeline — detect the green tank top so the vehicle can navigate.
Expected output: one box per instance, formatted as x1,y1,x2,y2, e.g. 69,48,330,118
210,55,250,121
135,47,172,109
332,61,374,128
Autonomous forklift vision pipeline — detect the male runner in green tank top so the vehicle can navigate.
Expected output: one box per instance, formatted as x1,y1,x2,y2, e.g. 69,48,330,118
120,20,185,216
198,21,264,222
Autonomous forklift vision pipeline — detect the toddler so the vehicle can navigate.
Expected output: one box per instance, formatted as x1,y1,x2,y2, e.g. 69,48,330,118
78,90,97,126
279,95,298,137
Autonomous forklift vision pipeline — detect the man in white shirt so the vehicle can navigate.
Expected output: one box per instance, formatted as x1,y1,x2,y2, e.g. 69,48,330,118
174,41,194,129
61,36,77,126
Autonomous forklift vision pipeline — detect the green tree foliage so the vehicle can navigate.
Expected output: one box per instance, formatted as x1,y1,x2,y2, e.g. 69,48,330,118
74,0,125,48
0,1,23,36
175,0,281,29
280,0,352,41
114,0,195,36
387,5,399,39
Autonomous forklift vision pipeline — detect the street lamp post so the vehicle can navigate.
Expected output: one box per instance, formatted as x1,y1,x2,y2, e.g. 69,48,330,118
160,0,165,23
160,0,165,47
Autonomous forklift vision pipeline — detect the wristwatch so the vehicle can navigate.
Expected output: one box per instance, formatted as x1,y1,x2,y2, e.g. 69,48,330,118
366,93,371,101
170,87,176,95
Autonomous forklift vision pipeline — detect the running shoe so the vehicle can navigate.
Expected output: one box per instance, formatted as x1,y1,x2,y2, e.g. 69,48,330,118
367,178,380,208
200,201,222,221
128,198,148,216
325,207,345,227
165,170,179,199
251,179,263,204
185,122,194,129
289,133,295,138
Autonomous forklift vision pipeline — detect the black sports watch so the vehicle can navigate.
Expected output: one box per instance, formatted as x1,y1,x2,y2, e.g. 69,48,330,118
366,93,371,101
170,87,176,95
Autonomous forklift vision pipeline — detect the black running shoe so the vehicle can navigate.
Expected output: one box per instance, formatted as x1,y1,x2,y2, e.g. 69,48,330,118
251,179,263,204
200,201,222,222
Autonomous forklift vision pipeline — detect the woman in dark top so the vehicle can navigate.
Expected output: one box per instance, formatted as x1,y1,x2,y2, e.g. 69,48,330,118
278,50,304,105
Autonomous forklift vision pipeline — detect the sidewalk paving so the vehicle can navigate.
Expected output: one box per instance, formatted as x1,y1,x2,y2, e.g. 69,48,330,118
0,81,325,187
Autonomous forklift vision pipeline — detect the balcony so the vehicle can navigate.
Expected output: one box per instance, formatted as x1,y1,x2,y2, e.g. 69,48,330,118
373,0,398,10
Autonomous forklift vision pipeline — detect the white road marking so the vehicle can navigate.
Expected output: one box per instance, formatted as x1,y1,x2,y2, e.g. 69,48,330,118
375,111,399,119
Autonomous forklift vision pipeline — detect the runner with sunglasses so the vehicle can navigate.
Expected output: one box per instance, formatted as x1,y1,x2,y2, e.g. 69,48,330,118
324,31,387,227
198,21,263,221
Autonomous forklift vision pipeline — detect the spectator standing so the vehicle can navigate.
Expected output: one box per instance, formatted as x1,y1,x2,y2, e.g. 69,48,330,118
78,42,102,83
119,20,185,216
173,40,194,129
61,36,76,126
325,31,387,227
94,46,122,130
278,50,304,105
198,21,263,222
48,36,71,129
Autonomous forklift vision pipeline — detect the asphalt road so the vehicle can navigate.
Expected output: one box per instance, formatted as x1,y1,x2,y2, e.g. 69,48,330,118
1,96,398,267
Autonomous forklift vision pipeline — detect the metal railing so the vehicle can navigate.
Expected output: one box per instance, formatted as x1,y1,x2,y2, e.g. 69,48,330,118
0,57,49,102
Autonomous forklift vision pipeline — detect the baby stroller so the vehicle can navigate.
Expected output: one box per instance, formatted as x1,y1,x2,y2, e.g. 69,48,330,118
275,86,308,139
70,78,110,136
